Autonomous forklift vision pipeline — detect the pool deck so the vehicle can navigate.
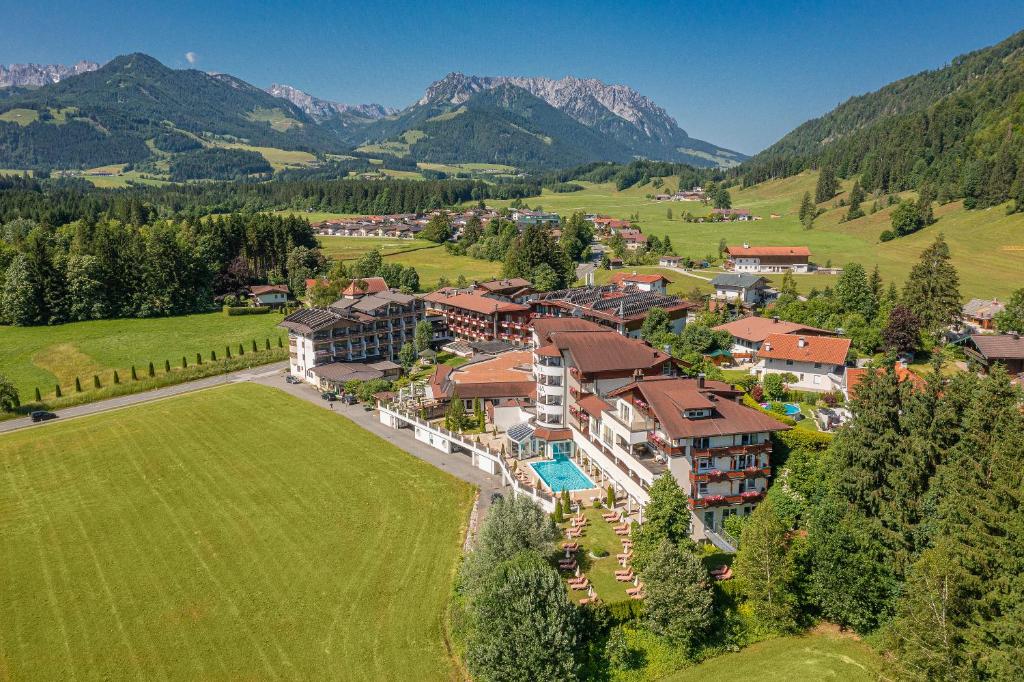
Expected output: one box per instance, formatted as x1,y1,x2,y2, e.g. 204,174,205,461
519,455,602,503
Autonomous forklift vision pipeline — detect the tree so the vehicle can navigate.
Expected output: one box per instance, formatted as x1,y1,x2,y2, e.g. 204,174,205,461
420,212,453,243
445,393,468,431
559,211,594,263
414,319,433,352
815,166,838,203
994,287,1024,333
846,180,865,220
0,254,41,325
285,246,326,298
834,263,874,318
640,306,671,342
0,374,19,412
466,552,581,682
762,373,785,401
642,539,713,648
666,207,673,220
890,201,924,237
736,498,801,631
902,235,961,338
883,305,922,353
798,191,815,224
398,342,416,371
531,263,560,292
630,474,693,572
717,238,727,260
712,186,732,209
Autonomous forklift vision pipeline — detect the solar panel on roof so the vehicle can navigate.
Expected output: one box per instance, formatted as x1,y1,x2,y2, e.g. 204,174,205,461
506,422,535,443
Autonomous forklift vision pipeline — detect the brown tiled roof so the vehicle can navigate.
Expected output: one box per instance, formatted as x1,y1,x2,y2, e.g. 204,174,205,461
714,316,834,343
846,365,926,398
611,377,788,439
549,331,671,374
533,427,572,441
577,394,612,418
531,318,607,343
534,344,562,357
341,277,388,297
610,273,672,286
248,284,290,295
759,333,851,365
476,278,532,292
423,290,529,315
726,245,811,257
433,351,536,400
970,334,1024,360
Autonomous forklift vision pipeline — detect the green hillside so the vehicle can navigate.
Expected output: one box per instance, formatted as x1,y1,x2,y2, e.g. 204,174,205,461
0,53,345,170
743,28,1024,211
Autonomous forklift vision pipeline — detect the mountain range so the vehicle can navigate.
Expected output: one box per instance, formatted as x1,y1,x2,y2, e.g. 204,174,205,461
0,54,743,172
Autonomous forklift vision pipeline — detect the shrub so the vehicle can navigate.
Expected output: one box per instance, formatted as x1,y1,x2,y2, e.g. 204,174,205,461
196,352,203,365
34,387,41,401
879,229,897,242
750,384,764,402
164,359,171,373
594,599,644,624
553,498,564,523
607,485,616,508
822,392,838,407
211,350,217,361
225,346,232,359
591,548,609,558
238,343,244,356
75,377,82,392
148,362,155,377
222,305,270,316
278,336,283,348
55,384,62,398
251,339,258,353
265,338,271,350
93,375,101,389
113,370,120,385
131,365,138,380
182,356,188,369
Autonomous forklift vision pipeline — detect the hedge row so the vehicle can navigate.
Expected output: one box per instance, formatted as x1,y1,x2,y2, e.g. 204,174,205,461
222,305,271,316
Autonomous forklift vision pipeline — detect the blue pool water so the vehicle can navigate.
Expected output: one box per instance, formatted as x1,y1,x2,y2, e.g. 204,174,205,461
760,402,802,416
531,454,595,492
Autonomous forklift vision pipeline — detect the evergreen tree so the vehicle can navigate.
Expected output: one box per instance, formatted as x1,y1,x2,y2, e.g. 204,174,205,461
75,377,82,392
834,263,873,318
445,393,467,431
798,191,815,223
994,287,1024,333
815,166,838,203
148,361,155,376
846,180,865,220
630,474,693,572
641,539,713,648
902,235,961,338
92,375,100,389
55,383,62,398
0,374,19,412
34,386,41,402
164,359,171,373
131,365,138,380
113,370,119,384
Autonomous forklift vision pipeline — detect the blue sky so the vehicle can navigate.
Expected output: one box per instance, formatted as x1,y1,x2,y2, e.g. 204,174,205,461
4,1,1024,153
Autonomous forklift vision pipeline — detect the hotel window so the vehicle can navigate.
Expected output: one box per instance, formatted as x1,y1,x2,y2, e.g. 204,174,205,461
694,437,710,450
786,359,794,366
697,458,711,472
698,482,708,496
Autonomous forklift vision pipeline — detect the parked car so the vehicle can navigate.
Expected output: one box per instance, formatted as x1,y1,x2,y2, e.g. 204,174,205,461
284,375,300,384
342,394,358,405
320,391,337,401
30,410,57,423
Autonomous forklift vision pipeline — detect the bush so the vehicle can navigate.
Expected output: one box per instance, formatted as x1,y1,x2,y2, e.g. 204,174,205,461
181,356,188,369
34,387,41,401
55,384,62,398
113,370,120,385
750,384,764,402
75,377,82,392
211,350,217,361
131,365,138,381
277,336,284,348
93,375,101,389
741,394,796,426
593,599,644,624
196,352,203,365
553,498,564,523
223,305,270,316
164,359,171,373
148,362,155,377
238,344,244,356
879,229,897,242
251,339,258,353
265,338,271,350
225,346,232,359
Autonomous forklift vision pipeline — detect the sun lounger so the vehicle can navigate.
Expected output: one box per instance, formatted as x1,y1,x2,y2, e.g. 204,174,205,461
614,527,629,536
615,571,635,582
569,579,590,591
559,561,578,571
626,583,644,596
561,542,579,551
602,511,620,522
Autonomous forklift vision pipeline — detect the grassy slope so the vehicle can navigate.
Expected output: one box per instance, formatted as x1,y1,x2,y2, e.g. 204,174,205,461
0,311,286,398
484,172,1024,299
0,383,473,680
660,631,886,682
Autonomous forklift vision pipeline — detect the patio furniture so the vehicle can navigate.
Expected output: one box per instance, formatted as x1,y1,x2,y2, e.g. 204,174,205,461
602,511,620,522
714,567,733,581
562,542,579,552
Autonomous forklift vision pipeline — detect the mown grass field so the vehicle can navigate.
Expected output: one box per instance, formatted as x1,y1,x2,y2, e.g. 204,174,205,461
0,311,286,399
483,172,1024,299
660,630,887,682
0,383,474,680
317,237,503,289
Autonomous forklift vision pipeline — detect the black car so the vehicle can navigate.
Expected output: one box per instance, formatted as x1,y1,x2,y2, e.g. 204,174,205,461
30,410,57,423
320,391,337,401
285,375,300,384
342,394,358,405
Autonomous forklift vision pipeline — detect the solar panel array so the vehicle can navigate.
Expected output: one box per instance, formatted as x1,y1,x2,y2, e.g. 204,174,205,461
535,285,685,319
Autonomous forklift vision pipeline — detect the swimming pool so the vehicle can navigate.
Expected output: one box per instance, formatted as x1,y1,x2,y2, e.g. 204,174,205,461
530,454,595,492
761,401,802,416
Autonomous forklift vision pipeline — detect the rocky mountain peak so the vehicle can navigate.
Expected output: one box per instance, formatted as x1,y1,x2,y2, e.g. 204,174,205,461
0,59,100,88
267,83,396,121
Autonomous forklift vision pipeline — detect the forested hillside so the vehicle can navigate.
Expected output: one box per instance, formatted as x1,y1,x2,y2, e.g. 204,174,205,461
742,29,1024,210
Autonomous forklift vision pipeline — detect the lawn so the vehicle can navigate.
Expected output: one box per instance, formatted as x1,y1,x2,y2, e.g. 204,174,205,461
660,630,887,682
0,108,39,126
483,172,1024,299
317,237,503,290
0,383,474,679
558,507,632,604
0,311,286,399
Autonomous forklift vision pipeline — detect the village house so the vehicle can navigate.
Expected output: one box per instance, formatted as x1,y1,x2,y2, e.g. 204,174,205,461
591,217,633,234
340,276,389,299
658,255,682,268
712,208,755,221
726,244,812,273
610,272,672,295
471,278,534,303
710,273,770,306
961,298,1005,331
752,333,851,393
618,229,648,251
246,284,291,308
964,333,1024,378
713,315,836,359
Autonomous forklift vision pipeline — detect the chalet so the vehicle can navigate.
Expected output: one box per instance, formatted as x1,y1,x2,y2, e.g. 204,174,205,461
340,276,389,299
712,208,755,221
247,284,290,308
591,217,633,234
610,272,672,295
619,229,648,251
726,244,811,273
965,333,1024,377
962,299,1005,331
472,278,534,303
713,316,835,359
710,273,769,306
752,333,851,393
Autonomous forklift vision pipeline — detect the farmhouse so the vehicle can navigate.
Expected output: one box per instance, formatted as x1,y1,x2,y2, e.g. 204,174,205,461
713,315,835,358
752,333,851,393
246,284,290,308
962,298,1005,331
710,273,769,306
726,244,812,273
965,333,1024,377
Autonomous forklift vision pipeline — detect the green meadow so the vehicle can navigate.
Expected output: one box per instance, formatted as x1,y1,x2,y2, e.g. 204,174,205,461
0,383,473,679
0,311,286,400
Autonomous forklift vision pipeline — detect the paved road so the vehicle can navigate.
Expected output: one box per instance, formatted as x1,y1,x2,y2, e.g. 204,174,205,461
664,266,713,282
252,372,507,515
0,362,288,434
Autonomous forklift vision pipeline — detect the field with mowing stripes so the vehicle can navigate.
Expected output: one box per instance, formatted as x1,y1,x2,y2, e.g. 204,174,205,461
0,383,474,680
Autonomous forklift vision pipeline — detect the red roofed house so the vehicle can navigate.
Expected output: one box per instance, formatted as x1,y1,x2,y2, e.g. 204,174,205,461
753,333,851,392
610,272,672,294
726,243,812,273
340,276,389,299
844,363,926,400
423,289,532,345
247,284,291,308
714,315,835,359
